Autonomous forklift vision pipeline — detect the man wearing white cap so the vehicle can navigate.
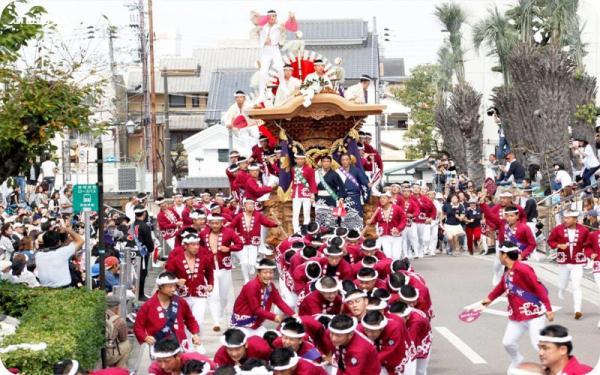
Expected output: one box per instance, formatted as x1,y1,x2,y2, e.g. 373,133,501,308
133,272,201,346
326,314,381,374
230,197,278,283
299,276,342,316
547,210,589,320
480,191,530,285
200,214,243,332
269,347,327,375
304,59,333,88
250,10,298,101
290,150,317,234
366,192,406,259
537,324,593,374
359,310,416,375
480,242,553,371
157,197,182,251
147,337,215,375
230,259,295,337
412,183,437,259
172,194,185,218
223,91,259,156
213,328,272,367
275,64,302,106
164,234,213,328
344,75,371,104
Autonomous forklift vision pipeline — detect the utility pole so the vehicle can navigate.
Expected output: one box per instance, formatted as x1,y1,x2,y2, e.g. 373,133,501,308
138,0,151,172
148,0,160,198
162,69,173,197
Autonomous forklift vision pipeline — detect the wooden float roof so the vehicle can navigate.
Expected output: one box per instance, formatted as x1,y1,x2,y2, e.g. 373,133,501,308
248,93,386,121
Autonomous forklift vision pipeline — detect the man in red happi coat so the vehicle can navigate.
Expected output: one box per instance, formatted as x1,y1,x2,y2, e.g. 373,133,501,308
230,258,295,337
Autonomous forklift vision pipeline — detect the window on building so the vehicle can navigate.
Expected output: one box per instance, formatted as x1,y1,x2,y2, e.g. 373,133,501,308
169,95,186,108
191,95,200,107
217,149,229,163
397,120,408,130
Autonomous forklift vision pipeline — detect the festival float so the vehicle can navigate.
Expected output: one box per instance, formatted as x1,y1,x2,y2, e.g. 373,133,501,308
247,51,386,243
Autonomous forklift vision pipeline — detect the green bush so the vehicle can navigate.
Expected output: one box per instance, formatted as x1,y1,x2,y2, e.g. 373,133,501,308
0,282,106,374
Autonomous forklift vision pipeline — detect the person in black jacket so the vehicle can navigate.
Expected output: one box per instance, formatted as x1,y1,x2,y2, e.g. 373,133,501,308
133,205,155,301
499,153,526,185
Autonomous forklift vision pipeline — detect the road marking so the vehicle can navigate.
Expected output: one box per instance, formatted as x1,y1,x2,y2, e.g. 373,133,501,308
435,326,487,364
483,297,562,317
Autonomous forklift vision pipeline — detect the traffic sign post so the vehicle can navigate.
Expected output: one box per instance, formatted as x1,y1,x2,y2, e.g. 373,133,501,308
73,184,99,213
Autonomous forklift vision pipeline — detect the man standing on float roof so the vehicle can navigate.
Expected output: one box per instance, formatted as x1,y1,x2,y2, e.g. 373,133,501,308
254,10,298,101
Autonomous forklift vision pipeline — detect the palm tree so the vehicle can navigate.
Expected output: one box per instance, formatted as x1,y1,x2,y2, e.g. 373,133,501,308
472,6,518,85
506,0,537,43
434,2,466,84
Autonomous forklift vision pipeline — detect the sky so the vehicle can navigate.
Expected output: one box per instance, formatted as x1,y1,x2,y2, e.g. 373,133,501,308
26,0,600,73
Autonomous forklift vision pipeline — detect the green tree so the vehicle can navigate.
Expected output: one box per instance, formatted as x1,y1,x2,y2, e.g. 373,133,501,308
434,2,466,84
0,0,106,180
394,64,440,159
472,6,518,85
0,0,45,65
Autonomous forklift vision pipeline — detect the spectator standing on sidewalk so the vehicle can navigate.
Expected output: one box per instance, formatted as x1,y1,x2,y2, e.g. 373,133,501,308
105,295,132,368
39,155,58,193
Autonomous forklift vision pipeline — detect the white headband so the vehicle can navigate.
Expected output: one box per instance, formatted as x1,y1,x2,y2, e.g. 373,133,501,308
361,316,388,331
328,317,357,334
256,262,277,270
315,278,340,293
271,352,300,371
183,236,200,244
399,288,419,302
564,211,579,217
357,270,378,281
280,328,305,339
538,335,572,343
190,212,206,220
396,306,413,318
324,248,343,257
207,214,224,221
66,360,80,375
156,276,178,285
220,334,247,348
150,345,182,359
503,209,519,215
343,291,367,303
361,243,377,252
499,245,519,253
366,299,387,311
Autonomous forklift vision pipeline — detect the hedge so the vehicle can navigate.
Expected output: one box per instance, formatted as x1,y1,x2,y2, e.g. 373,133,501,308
0,282,106,374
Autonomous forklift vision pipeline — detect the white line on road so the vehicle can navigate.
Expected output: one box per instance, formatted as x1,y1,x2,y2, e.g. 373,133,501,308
435,326,487,365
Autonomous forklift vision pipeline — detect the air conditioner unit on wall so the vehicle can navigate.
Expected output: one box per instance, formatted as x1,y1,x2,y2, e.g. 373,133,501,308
117,167,137,192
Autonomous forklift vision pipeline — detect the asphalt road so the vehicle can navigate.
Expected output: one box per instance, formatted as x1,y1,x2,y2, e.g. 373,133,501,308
418,254,600,374
129,254,600,374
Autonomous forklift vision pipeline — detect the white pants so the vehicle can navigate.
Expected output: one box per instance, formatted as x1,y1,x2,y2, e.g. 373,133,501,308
416,223,431,258
492,240,503,286
208,269,232,327
166,237,175,252
404,359,417,375
239,245,259,284
558,264,583,313
185,296,207,325
379,235,394,258
502,316,546,368
292,197,312,234
278,276,297,311
259,46,285,99
402,226,419,259
428,221,438,255
416,356,429,375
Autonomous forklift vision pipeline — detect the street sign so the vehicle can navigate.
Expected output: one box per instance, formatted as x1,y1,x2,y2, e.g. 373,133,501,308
73,184,99,213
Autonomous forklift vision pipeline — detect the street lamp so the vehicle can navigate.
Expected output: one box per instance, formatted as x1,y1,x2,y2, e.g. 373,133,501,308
125,120,136,134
